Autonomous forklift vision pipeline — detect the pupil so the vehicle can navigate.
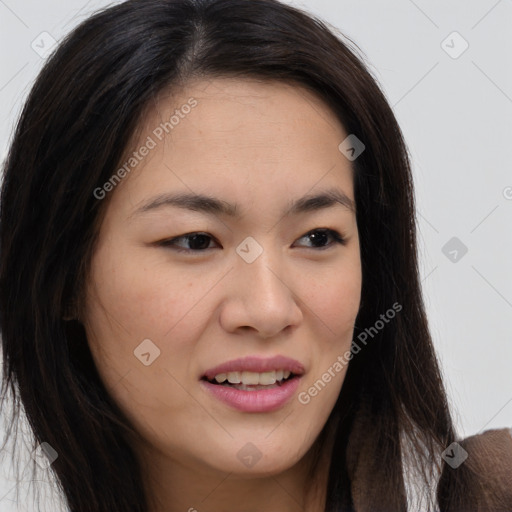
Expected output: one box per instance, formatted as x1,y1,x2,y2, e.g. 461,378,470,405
310,231,328,247
189,234,210,250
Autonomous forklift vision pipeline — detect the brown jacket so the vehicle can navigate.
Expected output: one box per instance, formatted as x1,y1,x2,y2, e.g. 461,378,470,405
437,428,512,511
348,427,512,511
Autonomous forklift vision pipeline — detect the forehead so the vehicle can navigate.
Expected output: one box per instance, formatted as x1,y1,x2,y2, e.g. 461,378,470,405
139,76,349,159
108,77,355,218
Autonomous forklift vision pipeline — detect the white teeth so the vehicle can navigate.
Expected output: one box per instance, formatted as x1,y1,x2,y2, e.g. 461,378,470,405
258,371,276,385
241,371,261,385
227,371,241,384
211,369,292,385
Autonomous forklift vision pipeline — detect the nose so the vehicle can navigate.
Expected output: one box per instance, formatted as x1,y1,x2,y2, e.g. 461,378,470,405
219,248,303,338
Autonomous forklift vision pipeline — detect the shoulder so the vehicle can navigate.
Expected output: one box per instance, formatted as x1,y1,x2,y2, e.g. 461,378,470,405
438,427,512,511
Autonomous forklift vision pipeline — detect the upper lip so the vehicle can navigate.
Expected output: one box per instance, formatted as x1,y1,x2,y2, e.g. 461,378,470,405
201,355,305,381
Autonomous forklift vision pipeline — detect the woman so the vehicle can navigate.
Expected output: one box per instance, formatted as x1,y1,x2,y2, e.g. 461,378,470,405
0,0,510,511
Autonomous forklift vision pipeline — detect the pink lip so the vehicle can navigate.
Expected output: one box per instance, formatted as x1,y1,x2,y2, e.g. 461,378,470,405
200,355,305,413
200,376,302,413
201,355,305,381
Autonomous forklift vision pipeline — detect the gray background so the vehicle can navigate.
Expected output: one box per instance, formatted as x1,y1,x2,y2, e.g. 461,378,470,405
1,0,511,509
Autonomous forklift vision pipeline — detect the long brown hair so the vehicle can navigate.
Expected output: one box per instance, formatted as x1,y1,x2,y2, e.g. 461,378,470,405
0,0,476,510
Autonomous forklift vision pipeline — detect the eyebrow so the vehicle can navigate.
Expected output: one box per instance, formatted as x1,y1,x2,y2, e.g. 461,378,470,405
130,187,355,220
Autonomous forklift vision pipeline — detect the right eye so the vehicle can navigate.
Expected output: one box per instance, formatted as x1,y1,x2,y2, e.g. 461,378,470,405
157,232,220,253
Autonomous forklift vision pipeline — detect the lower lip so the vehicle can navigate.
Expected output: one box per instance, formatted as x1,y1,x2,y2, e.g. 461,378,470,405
200,376,302,413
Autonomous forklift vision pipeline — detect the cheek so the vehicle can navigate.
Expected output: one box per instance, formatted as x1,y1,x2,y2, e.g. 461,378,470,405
83,245,228,410
85,245,215,341
82,250,206,432
296,261,362,342
294,260,361,411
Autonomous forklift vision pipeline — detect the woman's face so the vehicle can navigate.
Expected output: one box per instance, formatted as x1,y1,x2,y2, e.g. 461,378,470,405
83,78,362,478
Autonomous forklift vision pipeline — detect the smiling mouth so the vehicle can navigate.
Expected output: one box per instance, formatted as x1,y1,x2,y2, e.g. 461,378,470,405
201,371,298,391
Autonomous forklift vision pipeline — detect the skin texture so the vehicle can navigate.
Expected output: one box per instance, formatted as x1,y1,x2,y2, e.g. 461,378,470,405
82,78,362,511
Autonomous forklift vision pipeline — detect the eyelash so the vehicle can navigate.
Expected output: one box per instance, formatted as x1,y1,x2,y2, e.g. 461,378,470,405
158,228,346,254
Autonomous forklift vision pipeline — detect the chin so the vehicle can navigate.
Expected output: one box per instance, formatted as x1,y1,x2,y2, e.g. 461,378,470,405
198,441,307,478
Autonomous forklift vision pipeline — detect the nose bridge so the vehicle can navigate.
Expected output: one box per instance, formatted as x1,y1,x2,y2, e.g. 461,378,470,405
237,237,290,304
226,236,302,335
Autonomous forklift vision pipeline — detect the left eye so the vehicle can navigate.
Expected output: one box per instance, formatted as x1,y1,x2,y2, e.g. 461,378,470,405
294,228,346,250
158,228,346,253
